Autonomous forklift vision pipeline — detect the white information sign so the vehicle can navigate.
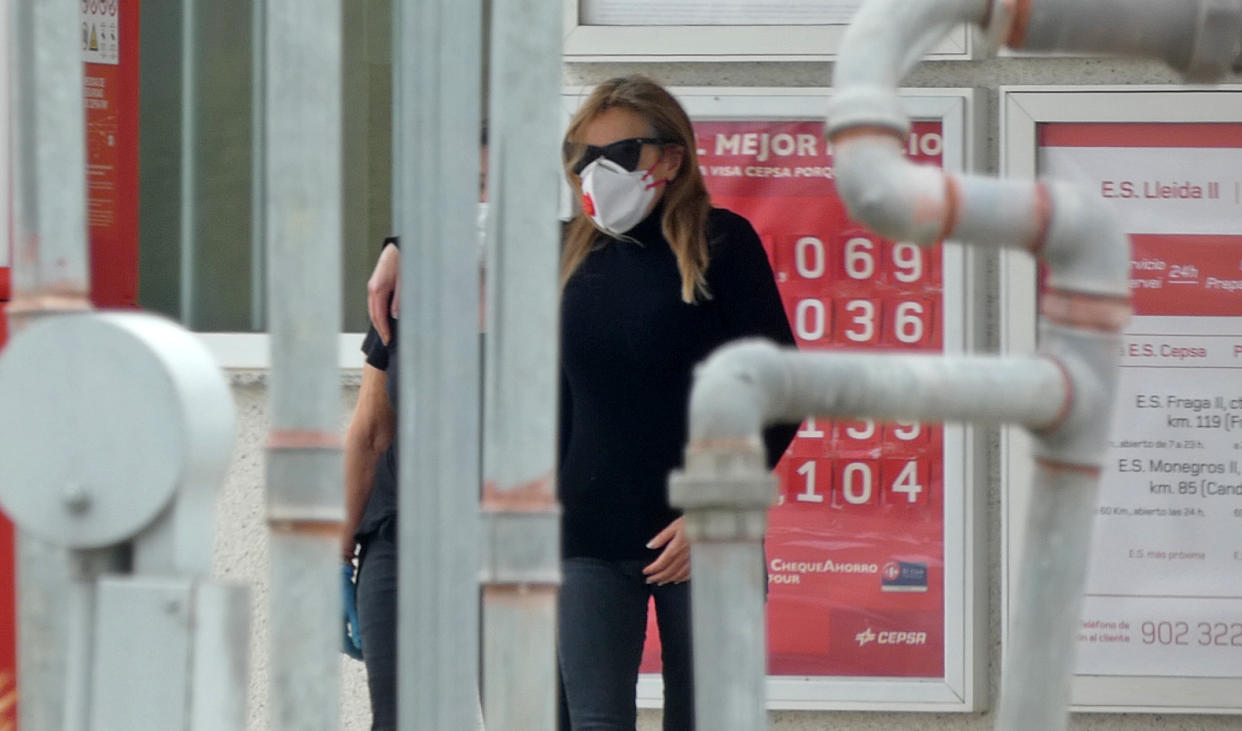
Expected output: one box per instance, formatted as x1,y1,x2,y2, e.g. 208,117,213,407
80,0,120,66
1041,130,1242,680
1003,88,1242,713
581,0,861,25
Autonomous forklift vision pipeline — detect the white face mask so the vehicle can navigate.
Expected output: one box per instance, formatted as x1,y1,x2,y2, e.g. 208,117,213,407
579,158,666,237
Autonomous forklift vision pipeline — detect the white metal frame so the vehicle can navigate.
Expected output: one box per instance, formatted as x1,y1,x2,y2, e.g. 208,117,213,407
1000,84,1242,715
561,1,973,62
560,86,984,711
197,333,366,370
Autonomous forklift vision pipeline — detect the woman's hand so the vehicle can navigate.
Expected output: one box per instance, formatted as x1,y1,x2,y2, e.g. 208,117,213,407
367,242,401,343
643,517,690,585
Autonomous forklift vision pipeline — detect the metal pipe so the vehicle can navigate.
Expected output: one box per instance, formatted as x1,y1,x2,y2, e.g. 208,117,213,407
263,1,344,728
688,340,1068,445
995,466,1099,730
480,0,563,727
669,446,773,731
7,0,91,321
827,0,990,141
394,0,484,727
671,1,1160,727
62,549,126,731
6,2,93,727
996,0,1242,82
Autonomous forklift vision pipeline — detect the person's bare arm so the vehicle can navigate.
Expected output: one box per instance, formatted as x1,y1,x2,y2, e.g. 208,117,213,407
342,363,396,560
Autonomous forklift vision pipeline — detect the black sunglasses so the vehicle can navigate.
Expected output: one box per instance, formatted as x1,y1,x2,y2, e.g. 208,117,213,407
563,137,671,175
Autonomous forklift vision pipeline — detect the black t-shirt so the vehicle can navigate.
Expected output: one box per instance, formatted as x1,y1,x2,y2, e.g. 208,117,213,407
356,324,399,537
559,205,798,561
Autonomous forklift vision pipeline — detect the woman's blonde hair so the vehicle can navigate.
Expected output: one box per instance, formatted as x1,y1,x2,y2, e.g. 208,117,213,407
561,75,712,304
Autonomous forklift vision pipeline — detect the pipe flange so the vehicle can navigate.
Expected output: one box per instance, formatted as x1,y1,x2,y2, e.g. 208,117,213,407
1186,0,1242,81
682,508,769,543
668,446,776,513
825,86,911,142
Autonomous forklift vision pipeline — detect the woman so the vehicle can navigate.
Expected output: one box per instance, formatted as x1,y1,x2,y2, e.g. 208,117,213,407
556,75,795,730
364,76,795,729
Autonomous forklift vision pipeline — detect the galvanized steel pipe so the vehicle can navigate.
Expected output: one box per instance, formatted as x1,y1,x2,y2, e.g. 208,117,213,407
688,341,1069,446
263,1,345,728
6,2,93,727
996,0,1242,82
7,0,92,322
479,0,563,728
666,1,1228,728
394,0,485,728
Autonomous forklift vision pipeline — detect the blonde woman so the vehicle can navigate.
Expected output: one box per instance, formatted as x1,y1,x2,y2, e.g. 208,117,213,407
366,76,795,729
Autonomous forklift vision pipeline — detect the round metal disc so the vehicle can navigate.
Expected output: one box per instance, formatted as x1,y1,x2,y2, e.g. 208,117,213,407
0,313,201,548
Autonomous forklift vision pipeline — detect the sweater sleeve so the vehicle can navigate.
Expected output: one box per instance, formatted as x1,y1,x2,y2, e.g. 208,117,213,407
361,325,391,371
706,210,799,469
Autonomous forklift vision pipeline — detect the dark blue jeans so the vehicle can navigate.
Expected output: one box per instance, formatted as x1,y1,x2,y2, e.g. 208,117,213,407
558,557,695,731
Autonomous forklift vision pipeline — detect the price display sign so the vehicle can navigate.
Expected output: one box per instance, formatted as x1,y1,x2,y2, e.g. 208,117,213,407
560,88,983,711
1004,88,1242,712
693,117,947,682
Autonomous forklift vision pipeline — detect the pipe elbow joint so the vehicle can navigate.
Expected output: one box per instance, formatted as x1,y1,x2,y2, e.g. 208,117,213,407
1033,324,1122,468
1041,183,1131,300
826,86,910,141
834,140,949,244
673,339,788,523
686,338,792,448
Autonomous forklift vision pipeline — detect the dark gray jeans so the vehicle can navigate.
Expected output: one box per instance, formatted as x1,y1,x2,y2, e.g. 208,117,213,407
558,557,695,731
356,518,398,730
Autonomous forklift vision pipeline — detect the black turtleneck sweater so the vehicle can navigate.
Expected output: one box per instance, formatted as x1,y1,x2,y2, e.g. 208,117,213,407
559,205,798,561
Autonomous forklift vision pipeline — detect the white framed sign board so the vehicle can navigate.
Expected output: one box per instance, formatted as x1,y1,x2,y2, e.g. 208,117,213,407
1001,86,1242,714
562,1,974,62
562,86,985,711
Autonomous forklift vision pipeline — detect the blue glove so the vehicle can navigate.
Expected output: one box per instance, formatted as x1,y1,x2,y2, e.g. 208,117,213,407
342,562,364,660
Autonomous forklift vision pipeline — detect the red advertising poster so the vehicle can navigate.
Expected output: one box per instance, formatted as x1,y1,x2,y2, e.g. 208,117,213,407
640,119,949,680
83,0,140,309
1037,123,1242,681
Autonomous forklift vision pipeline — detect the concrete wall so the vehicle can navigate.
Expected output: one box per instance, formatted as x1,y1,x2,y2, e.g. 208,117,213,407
210,51,1242,731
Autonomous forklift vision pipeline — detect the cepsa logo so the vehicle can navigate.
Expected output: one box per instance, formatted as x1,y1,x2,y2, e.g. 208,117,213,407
854,627,928,648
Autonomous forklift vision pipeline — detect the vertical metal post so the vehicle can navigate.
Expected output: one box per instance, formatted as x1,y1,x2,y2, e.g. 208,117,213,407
997,467,1099,731
670,448,774,731
8,0,90,310
394,0,483,727
263,1,344,729
480,0,562,728
7,1,93,728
